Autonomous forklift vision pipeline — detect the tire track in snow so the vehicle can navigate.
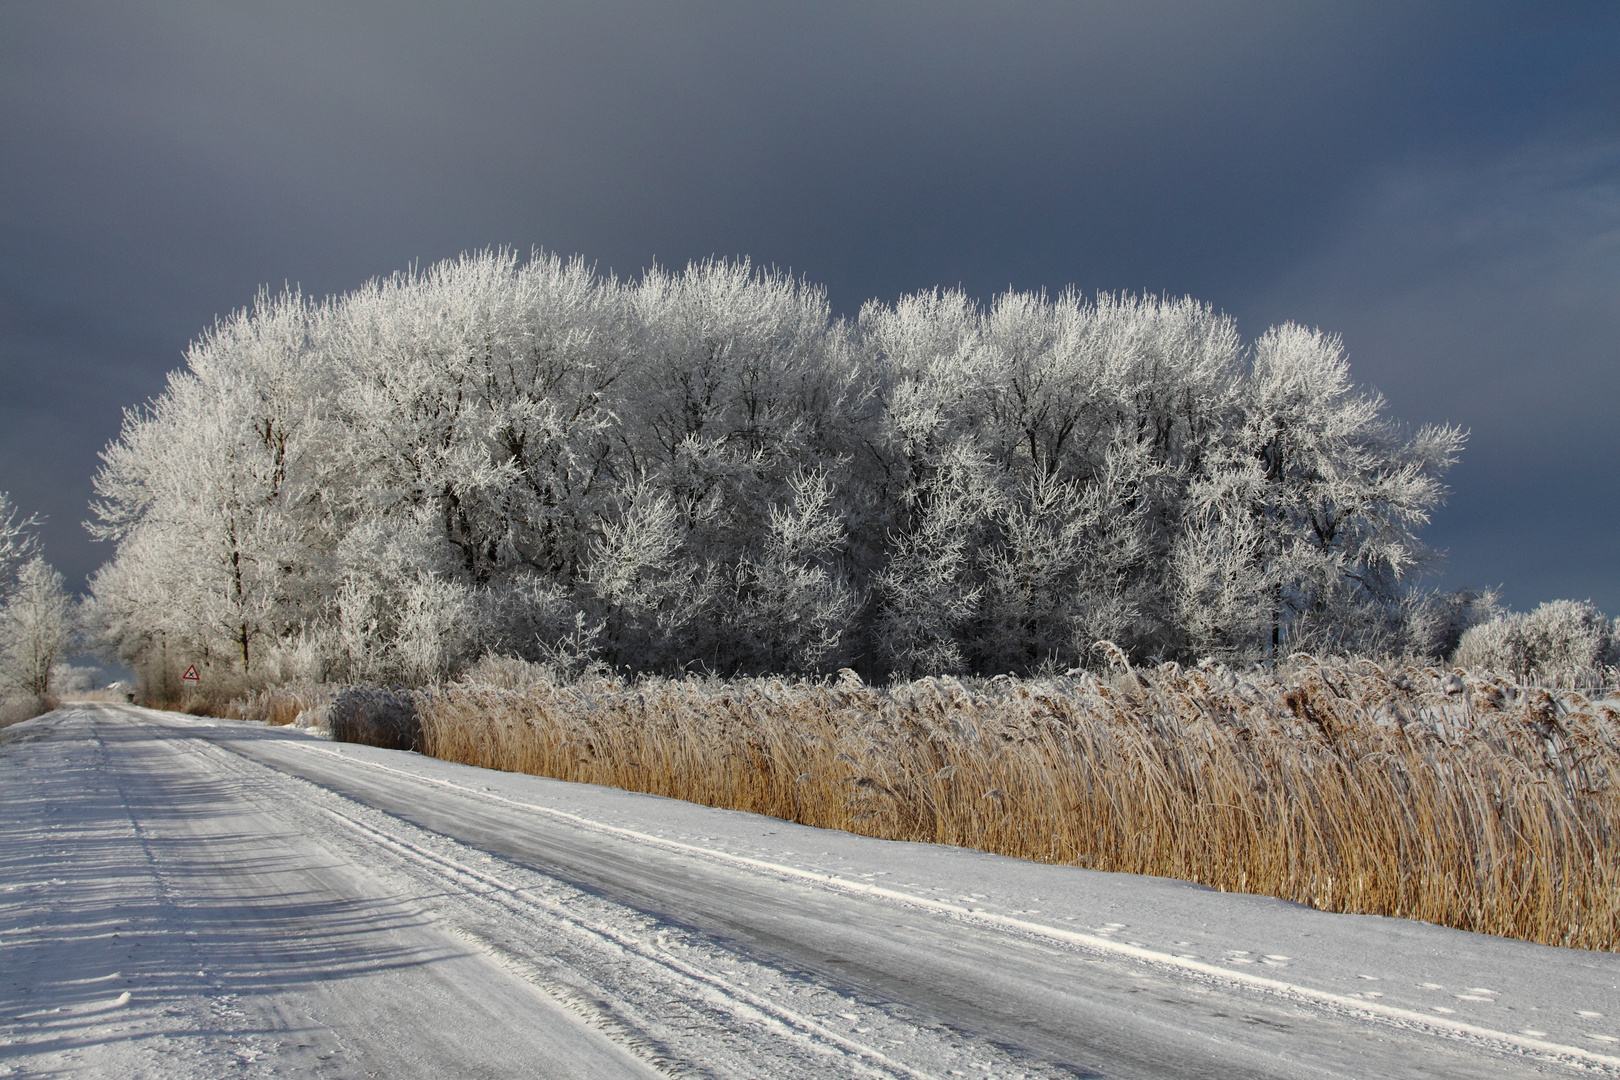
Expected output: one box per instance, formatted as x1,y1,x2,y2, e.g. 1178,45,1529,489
314,805,945,1080
151,715,1065,1079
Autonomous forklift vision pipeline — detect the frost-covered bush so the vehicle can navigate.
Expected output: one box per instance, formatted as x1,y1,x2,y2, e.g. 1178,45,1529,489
86,249,1466,684
318,687,421,751
1454,599,1619,686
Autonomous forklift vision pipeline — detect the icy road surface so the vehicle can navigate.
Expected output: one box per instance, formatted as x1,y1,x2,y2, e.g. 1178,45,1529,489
3,705,1619,1078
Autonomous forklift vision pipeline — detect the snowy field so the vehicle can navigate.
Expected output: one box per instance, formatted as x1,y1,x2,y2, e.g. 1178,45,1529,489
2,704,1618,1078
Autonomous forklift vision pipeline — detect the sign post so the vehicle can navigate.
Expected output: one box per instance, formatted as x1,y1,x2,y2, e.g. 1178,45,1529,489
179,664,201,711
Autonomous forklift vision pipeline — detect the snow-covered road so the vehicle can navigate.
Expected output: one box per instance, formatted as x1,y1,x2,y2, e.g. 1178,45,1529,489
3,705,1618,1078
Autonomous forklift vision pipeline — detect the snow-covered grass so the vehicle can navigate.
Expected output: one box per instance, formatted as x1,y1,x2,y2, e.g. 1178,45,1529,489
412,654,1620,952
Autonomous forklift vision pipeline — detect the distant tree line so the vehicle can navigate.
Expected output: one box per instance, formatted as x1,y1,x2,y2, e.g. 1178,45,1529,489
88,249,1490,691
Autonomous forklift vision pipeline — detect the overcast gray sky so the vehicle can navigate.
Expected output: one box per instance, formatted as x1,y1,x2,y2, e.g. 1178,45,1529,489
3,1,1617,613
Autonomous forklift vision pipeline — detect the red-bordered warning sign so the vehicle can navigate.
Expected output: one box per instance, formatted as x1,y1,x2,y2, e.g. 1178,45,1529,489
182,664,200,682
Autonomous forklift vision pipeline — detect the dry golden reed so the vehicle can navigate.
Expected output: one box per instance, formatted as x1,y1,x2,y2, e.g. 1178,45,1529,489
411,653,1620,951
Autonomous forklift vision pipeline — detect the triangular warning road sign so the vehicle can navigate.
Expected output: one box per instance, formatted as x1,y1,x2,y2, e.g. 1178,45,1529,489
182,664,200,682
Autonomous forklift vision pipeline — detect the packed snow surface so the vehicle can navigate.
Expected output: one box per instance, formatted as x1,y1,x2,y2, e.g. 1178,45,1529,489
3,704,1618,1078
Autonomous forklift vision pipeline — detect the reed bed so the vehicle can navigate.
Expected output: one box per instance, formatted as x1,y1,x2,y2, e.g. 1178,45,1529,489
417,653,1620,951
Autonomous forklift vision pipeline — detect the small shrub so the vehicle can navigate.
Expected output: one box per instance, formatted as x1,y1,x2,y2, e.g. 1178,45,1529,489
320,687,421,751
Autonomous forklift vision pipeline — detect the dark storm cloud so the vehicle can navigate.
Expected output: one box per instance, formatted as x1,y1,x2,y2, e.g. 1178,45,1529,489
2,1,1617,611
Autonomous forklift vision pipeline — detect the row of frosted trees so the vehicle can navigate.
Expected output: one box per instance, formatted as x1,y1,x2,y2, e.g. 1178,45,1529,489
87,249,1469,691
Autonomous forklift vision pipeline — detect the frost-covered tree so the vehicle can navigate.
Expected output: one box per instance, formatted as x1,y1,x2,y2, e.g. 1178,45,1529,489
600,259,871,671
0,557,73,698
1182,324,1464,661
330,250,627,589
861,288,1250,673
858,289,989,674
722,470,858,674
88,287,334,689
872,442,999,677
0,499,75,701
0,493,41,585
